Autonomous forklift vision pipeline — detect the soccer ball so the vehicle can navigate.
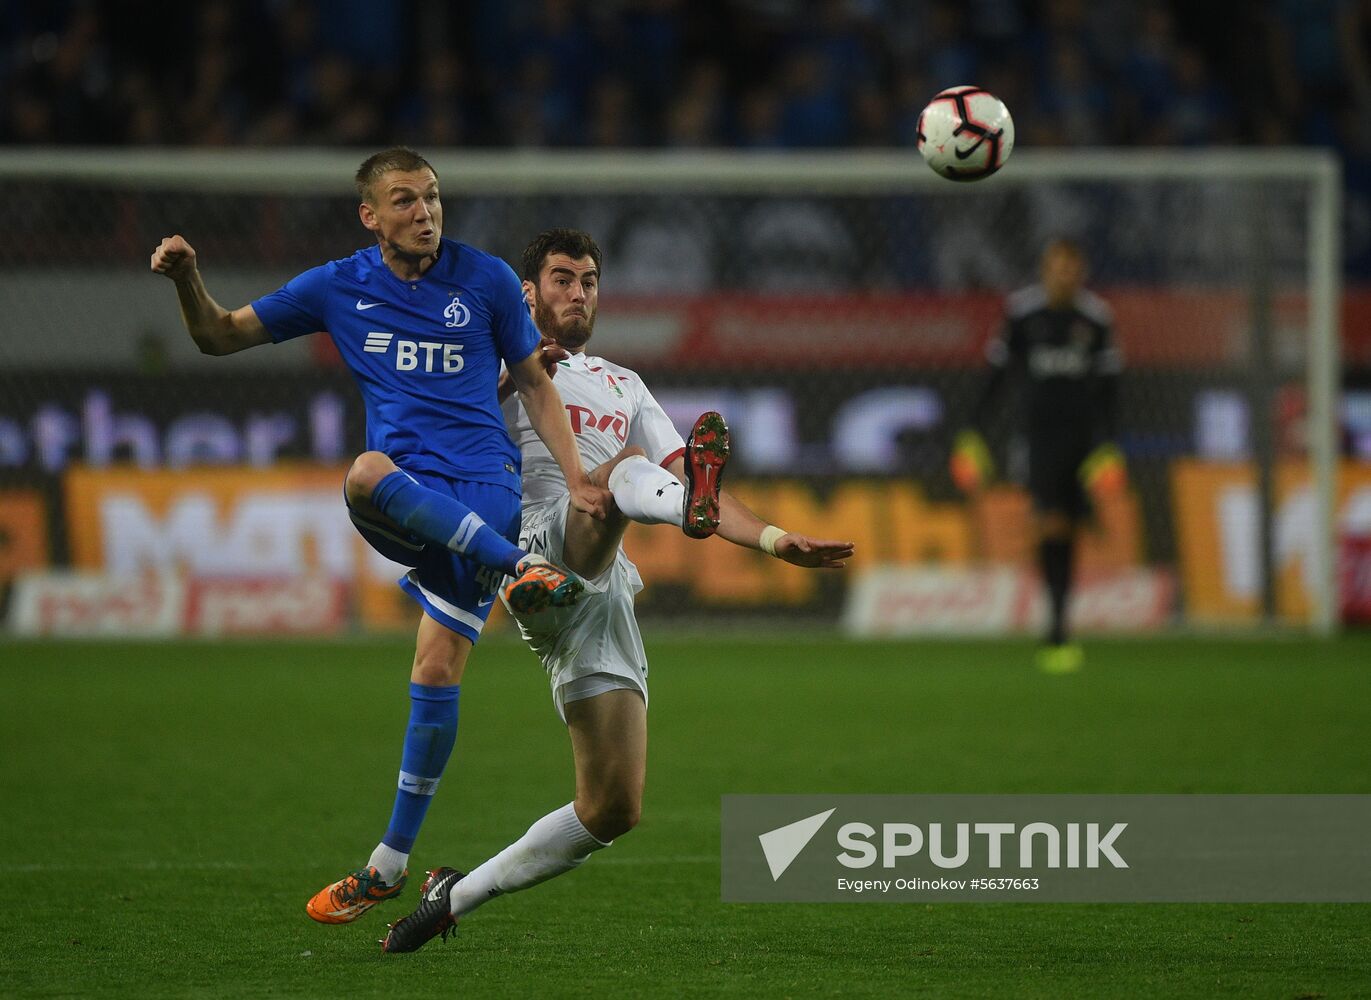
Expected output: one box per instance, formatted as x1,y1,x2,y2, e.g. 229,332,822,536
916,87,1015,182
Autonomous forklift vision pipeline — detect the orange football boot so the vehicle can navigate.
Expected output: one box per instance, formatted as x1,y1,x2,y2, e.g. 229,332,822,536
503,554,584,614
306,866,407,924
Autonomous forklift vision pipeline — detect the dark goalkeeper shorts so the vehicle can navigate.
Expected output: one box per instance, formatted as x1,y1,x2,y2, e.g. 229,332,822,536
1027,433,1093,518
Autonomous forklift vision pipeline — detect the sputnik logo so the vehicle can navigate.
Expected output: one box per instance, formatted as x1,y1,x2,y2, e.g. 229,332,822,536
757,808,836,881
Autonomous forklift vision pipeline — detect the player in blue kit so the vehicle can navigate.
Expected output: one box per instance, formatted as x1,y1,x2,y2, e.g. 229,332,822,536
150,147,609,924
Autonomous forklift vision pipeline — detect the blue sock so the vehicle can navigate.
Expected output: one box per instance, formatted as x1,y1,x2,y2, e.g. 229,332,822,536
372,470,525,575
382,683,461,854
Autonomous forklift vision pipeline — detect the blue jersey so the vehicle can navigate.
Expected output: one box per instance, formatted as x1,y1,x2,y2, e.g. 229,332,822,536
252,238,540,491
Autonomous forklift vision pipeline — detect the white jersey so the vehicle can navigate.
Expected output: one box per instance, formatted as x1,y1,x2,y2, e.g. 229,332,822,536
502,351,685,508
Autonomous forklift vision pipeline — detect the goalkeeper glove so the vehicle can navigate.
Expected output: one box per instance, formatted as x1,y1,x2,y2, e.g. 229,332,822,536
1078,442,1127,498
950,429,994,494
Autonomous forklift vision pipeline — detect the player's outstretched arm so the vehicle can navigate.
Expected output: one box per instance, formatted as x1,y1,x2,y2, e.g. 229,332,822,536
767,531,855,568
720,489,853,568
666,457,853,568
497,338,568,404
150,235,271,356
508,349,609,520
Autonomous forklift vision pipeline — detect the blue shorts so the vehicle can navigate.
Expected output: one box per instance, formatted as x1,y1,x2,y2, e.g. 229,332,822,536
347,472,521,643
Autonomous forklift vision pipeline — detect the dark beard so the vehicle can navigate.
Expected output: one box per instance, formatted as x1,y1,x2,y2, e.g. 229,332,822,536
533,297,594,351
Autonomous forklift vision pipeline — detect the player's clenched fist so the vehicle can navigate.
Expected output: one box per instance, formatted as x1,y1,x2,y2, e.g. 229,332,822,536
536,337,569,379
150,235,197,281
568,480,612,521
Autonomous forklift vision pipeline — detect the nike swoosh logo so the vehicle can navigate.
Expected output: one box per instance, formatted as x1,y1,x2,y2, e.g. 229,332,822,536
356,299,382,310
427,881,447,903
954,133,993,160
477,597,495,608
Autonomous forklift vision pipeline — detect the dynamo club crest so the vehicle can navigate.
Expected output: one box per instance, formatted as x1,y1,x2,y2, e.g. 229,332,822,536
444,295,471,328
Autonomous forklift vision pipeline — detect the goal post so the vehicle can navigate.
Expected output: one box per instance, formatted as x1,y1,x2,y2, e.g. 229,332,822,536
0,147,1345,635
1307,155,1343,636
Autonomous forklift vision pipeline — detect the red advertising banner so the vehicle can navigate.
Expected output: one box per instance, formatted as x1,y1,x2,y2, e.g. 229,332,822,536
578,289,1371,369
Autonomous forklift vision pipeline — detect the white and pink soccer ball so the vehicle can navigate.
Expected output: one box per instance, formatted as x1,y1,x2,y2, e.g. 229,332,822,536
916,86,1015,182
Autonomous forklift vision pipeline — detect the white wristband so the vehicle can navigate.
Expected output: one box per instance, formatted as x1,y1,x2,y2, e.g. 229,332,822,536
758,525,786,557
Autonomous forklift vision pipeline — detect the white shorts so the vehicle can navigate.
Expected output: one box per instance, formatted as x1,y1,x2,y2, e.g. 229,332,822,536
504,496,649,722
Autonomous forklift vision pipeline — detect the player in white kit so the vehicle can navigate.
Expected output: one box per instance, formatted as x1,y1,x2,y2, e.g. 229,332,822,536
381,229,854,953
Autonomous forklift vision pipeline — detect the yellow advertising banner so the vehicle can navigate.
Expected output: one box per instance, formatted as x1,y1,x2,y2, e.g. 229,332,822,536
972,487,1143,572
623,480,972,607
63,464,421,631
59,465,1152,623
1170,459,1371,623
63,467,1000,617
0,490,49,583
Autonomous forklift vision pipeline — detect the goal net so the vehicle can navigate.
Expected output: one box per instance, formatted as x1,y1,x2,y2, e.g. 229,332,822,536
0,148,1343,637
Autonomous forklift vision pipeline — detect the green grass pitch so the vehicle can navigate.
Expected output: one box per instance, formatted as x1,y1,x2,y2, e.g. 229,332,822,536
2,633,1369,998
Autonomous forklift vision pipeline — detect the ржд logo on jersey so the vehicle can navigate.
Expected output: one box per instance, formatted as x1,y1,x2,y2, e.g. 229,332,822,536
567,404,628,442
444,295,471,328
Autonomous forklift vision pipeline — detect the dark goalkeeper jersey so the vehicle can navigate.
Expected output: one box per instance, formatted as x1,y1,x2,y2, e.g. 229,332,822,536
979,285,1123,439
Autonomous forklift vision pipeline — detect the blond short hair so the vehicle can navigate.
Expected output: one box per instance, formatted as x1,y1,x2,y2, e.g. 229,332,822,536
354,147,436,203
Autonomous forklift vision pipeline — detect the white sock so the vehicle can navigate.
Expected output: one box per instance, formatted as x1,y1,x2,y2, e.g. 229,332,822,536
607,455,684,526
449,802,609,918
367,842,409,884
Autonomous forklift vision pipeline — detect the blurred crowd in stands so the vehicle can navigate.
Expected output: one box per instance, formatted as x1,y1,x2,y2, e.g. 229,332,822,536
1,0,1366,154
